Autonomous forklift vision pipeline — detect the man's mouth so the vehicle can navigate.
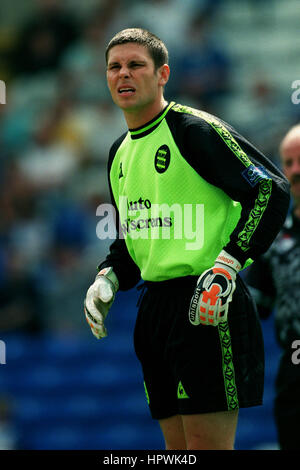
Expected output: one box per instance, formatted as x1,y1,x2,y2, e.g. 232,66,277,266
118,86,136,95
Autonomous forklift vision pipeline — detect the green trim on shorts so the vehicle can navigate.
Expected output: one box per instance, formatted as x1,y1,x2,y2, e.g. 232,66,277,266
177,380,189,399
218,321,239,411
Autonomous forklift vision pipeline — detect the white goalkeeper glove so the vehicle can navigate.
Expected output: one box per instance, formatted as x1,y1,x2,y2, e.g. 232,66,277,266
189,250,241,326
84,267,119,339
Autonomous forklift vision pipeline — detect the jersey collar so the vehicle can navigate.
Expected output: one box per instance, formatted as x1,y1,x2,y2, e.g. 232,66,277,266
128,101,175,139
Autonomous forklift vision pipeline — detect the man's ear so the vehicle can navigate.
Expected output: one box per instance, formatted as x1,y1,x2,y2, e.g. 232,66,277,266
158,64,170,87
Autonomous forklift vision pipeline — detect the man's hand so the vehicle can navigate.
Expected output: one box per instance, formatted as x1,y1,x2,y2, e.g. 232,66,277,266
189,250,241,326
84,267,119,339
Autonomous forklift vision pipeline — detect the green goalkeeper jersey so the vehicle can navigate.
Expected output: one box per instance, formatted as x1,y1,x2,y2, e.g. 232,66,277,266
100,102,290,288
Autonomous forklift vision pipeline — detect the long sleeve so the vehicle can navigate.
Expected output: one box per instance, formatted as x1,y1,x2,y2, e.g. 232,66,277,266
175,111,291,266
98,237,141,291
98,133,141,290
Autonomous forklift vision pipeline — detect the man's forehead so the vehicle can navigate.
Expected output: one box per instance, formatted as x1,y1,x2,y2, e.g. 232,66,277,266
281,134,300,156
107,42,152,63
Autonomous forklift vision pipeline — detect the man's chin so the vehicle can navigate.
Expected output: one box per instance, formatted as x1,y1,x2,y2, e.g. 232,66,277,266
113,94,137,109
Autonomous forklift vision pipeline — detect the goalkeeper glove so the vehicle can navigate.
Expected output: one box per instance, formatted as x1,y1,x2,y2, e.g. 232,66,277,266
189,250,241,326
84,267,119,339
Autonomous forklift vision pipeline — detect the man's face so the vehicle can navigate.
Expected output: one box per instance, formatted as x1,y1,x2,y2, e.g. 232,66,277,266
281,136,300,202
106,42,167,115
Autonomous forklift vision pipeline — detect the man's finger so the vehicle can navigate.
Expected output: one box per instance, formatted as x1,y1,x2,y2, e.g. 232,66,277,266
85,297,104,323
98,282,114,303
84,307,107,338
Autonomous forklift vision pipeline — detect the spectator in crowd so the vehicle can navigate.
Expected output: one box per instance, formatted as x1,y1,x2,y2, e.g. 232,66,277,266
125,0,205,53
245,124,300,450
10,0,79,77
0,163,43,333
59,14,109,103
171,13,231,112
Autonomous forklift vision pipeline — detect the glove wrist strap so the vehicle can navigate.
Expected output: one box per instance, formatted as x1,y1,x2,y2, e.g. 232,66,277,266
215,250,241,273
97,267,119,292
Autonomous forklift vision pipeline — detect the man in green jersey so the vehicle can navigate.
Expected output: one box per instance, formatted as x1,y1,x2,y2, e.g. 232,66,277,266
84,28,290,449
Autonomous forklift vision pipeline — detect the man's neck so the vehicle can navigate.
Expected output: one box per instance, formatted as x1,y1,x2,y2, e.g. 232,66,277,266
123,98,168,129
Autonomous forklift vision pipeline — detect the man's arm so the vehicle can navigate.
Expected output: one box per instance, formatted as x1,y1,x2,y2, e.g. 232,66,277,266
98,133,141,291
182,113,290,266
98,237,141,291
167,108,289,326
84,135,141,338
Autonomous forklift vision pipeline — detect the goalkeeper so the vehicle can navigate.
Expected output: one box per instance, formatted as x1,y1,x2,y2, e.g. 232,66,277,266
84,28,290,450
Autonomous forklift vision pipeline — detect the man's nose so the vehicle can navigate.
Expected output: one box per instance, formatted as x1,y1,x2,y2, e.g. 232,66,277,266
291,160,300,173
119,66,130,78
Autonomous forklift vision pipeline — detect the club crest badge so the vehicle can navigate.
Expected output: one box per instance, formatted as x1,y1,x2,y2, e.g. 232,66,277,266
154,145,170,173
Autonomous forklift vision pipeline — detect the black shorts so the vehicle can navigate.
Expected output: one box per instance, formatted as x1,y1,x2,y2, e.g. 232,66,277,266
133,274,264,420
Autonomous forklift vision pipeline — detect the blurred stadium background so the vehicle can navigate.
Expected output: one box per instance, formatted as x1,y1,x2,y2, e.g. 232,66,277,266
0,0,299,450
